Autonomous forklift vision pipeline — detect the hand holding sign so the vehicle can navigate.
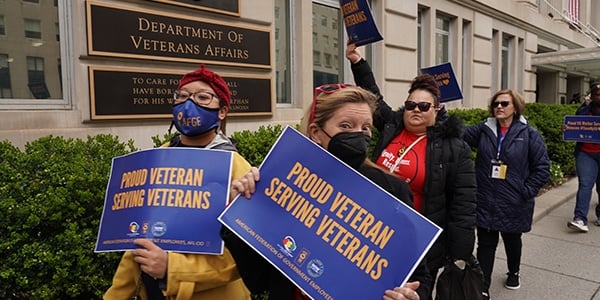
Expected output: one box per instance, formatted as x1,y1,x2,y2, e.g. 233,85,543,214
340,0,383,47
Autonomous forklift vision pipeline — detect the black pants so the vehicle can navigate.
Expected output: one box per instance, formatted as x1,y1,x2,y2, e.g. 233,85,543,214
476,227,522,291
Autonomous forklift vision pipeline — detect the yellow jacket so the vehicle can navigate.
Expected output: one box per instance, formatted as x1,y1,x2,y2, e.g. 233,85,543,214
104,150,252,300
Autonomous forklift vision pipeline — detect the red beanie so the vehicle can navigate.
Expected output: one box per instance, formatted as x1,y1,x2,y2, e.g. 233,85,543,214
177,65,231,107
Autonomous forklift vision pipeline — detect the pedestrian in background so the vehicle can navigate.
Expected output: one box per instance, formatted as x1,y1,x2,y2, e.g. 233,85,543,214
568,81,600,233
463,89,550,300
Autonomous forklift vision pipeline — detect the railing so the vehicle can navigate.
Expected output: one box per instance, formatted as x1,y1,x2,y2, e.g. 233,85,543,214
540,0,600,47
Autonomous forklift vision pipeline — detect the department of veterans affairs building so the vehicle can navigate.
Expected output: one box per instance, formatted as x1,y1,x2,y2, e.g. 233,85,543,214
1,0,599,149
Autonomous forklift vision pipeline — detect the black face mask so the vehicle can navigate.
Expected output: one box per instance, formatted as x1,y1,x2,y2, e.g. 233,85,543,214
322,130,370,170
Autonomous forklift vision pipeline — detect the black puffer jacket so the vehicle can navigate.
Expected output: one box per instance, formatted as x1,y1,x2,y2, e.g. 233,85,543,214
464,117,550,233
350,59,477,270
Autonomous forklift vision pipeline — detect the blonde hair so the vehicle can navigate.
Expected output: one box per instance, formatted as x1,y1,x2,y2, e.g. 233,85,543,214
300,86,376,135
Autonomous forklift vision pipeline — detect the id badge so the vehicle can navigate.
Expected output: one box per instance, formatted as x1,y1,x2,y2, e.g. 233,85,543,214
491,160,507,179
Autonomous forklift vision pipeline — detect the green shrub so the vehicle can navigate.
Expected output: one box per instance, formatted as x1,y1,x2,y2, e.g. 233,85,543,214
549,161,565,186
231,124,286,167
524,103,577,174
0,135,136,299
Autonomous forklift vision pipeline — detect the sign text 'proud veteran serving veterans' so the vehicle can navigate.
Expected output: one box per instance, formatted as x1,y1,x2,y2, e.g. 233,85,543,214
95,148,232,254
219,126,441,300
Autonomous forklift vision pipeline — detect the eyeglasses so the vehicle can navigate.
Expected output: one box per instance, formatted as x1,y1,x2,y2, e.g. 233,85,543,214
310,83,353,122
173,90,217,105
492,100,510,108
404,100,433,112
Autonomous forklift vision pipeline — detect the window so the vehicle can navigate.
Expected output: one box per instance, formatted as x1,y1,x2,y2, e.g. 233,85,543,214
57,58,62,95
501,35,512,89
27,56,44,84
274,0,291,104
1,0,69,106
417,8,424,71
324,53,332,67
27,56,48,99
462,20,472,105
312,1,344,88
435,15,450,64
492,30,499,91
0,54,12,98
0,16,5,35
24,18,41,39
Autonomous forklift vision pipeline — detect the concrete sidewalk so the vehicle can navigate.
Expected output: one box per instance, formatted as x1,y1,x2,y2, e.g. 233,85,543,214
486,178,600,300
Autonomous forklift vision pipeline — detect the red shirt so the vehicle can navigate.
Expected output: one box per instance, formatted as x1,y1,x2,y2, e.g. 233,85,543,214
376,130,427,212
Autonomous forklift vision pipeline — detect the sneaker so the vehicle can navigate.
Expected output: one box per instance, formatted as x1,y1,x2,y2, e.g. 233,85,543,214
593,220,600,227
482,291,491,300
504,272,520,290
567,218,589,232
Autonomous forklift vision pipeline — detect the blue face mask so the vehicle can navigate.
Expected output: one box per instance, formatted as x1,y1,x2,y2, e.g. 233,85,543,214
172,99,220,136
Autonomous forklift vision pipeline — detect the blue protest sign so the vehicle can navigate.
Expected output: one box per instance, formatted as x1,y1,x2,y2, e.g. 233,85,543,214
563,115,600,143
420,62,463,102
340,0,383,47
219,126,441,300
95,147,232,254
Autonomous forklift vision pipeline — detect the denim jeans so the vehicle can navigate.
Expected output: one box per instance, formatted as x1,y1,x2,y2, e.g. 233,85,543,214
574,151,600,223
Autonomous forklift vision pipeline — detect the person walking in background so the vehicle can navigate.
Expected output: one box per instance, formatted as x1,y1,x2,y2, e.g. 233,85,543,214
568,81,600,233
346,43,477,300
223,84,431,300
463,89,550,300
104,65,252,300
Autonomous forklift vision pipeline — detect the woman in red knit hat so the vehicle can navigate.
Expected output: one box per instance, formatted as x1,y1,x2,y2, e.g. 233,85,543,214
104,65,254,300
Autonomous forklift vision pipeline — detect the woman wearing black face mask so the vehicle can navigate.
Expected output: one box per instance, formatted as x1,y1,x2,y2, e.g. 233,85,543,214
221,84,431,300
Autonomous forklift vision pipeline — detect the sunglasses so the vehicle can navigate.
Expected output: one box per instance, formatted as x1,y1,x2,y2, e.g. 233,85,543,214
405,100,434,112
492,101,510,108
310,83,354,122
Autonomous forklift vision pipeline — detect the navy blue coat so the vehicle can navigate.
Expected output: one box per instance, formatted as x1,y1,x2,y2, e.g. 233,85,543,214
464,117,550,233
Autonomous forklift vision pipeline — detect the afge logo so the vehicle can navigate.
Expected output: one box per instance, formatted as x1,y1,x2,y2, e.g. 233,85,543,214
306,259,324,278
151,221,167,237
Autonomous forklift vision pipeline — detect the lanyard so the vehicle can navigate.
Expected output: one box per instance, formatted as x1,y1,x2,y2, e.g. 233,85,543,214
496,128,507,160
389,135,426,173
